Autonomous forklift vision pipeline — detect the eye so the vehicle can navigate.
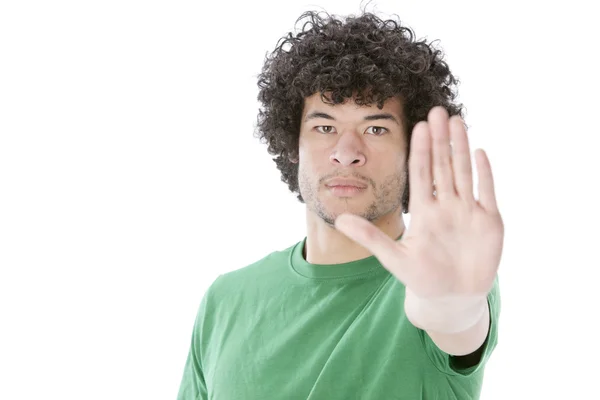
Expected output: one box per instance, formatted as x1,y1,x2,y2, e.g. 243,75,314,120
366,126,388,135
315,126,336,134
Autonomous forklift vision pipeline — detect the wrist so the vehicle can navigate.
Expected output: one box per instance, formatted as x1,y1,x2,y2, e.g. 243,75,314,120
404,288,488,334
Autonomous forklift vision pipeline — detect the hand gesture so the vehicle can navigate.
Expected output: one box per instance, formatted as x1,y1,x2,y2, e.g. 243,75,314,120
335,106,504,303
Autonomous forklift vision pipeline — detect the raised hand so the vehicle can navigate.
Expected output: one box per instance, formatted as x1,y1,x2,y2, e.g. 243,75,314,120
335,106,504,330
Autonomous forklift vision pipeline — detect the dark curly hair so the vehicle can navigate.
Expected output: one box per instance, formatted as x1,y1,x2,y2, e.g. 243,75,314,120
254,9,464,214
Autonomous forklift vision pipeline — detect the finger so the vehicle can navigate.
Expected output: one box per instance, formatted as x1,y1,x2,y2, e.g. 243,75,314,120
474,149,499,213
408,121,435,211
334,213,409,283
428,106,456,199
449,116,475,203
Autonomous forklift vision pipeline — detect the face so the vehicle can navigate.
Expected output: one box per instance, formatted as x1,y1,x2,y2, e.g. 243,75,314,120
297,92,408,226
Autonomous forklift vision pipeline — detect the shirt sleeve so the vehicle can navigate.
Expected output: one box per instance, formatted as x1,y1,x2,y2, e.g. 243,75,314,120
176,280,217,400
419,275,501,376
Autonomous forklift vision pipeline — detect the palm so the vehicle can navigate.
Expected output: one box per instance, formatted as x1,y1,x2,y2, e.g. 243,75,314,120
398,200,503,298
335,106,504,299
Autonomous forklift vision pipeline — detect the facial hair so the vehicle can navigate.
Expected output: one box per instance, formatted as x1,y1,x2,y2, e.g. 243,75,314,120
298,167,407,227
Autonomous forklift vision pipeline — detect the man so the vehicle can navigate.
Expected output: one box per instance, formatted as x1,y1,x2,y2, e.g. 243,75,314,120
177,9,503,400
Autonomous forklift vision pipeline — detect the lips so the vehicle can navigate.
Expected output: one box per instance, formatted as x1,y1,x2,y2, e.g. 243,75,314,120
325,178,368,189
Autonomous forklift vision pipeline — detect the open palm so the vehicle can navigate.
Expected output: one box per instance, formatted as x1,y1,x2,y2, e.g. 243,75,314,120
335,106,504,300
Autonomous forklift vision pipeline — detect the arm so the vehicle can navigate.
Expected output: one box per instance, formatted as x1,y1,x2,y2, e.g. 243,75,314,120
177,344,208,400
177,282,217,400
333,107,504,368
404,290,490,357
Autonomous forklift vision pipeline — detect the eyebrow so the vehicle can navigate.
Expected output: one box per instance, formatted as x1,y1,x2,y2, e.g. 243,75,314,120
304,111,401,126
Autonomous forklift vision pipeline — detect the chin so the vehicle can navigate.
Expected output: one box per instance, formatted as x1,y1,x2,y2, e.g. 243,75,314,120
320,200,368,219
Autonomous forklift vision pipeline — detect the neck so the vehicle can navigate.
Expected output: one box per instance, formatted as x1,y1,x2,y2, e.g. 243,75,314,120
304,209,405,265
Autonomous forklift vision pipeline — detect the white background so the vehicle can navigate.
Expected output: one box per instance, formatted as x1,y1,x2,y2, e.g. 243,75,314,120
1,0,598,399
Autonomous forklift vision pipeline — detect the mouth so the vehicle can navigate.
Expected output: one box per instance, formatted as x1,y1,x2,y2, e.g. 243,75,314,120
324,178,368,188
325,185,367,197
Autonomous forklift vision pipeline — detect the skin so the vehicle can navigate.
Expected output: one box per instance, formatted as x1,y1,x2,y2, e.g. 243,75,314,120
297,92,408,265
295,91,504,359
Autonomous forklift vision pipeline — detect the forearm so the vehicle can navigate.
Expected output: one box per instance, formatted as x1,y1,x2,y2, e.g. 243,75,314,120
404,289,490,356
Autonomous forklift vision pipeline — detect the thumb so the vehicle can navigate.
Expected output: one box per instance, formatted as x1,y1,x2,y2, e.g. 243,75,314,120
334,213,408,282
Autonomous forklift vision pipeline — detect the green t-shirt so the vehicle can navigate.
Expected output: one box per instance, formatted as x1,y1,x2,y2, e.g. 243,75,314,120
177,237,500,399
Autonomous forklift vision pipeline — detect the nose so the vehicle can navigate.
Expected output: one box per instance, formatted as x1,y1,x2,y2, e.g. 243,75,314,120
329,134,366,167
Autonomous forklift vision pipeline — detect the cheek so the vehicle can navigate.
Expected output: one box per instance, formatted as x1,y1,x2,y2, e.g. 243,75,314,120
298,148,325,174
298,160,319,188
372,154,407,180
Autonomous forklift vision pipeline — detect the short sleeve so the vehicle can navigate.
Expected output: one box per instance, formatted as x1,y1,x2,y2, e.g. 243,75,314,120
177,277,221,400
419,275,501,376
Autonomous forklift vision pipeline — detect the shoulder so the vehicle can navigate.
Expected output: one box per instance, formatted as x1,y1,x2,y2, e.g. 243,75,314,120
209,240,300,295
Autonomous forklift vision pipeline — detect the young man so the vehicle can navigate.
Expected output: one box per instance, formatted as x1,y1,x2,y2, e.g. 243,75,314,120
177,10,503,400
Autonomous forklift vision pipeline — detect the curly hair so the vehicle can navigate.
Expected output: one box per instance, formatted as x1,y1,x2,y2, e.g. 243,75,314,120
254,9,464,214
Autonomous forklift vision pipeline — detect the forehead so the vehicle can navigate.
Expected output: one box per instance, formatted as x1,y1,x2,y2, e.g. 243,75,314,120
302,92,404,120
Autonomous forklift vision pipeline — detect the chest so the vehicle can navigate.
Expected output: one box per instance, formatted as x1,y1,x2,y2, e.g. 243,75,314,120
202,281,446,399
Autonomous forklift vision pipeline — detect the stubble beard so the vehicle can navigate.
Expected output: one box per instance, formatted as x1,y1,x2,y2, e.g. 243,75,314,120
299,169,407,228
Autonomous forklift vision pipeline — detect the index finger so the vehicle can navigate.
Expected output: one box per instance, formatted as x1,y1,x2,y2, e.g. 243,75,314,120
408,121,434,212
